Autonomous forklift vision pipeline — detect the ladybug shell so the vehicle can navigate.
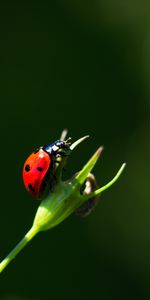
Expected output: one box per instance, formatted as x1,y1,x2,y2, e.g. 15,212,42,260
23,149,51,198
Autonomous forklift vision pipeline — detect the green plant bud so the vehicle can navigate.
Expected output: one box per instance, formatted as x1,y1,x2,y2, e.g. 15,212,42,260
0,134,126,273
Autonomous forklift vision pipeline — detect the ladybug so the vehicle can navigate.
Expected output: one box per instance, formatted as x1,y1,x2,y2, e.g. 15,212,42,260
23,139,71,199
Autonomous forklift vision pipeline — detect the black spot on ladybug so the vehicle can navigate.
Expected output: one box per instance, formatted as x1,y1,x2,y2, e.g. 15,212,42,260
25,164,30,172
28,183,35,192
37,166,43,172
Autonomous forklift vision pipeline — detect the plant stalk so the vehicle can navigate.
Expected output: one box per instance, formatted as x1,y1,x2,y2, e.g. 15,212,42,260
0,225,39,273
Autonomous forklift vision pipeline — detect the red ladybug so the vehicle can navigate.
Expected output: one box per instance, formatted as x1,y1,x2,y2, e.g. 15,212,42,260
23,140,71,198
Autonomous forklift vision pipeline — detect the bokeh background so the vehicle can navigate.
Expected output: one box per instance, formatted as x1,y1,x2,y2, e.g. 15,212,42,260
1,1,150,299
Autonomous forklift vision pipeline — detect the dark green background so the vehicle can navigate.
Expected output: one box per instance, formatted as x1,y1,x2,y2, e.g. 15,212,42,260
1,1,150,299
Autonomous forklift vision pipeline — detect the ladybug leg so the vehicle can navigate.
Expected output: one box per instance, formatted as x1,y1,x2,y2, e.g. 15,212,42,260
58,148,71,157
75,173,100,217
55,153,62,165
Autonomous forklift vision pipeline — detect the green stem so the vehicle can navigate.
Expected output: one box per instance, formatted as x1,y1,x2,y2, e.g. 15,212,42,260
0,225,39,273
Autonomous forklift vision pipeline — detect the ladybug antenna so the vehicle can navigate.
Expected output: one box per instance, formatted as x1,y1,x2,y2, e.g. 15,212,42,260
60,128,68,141
65,137,72,145
70,135,89,151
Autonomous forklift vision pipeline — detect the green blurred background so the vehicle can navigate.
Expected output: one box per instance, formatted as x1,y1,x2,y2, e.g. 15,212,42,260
1,1,150,299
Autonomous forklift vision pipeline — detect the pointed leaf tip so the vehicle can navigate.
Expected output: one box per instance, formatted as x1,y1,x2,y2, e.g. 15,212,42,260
60,128,68,141
70,135,90,151
87,162,127,198
95,146,104,157
74,145,103,186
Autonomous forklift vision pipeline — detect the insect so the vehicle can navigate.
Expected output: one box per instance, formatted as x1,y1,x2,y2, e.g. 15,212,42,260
23,139,71,199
